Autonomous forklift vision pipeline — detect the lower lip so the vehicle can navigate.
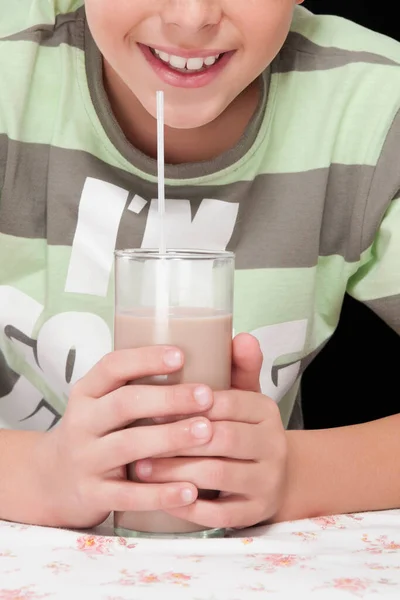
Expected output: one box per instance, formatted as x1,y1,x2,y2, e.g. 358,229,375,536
138,44,234,89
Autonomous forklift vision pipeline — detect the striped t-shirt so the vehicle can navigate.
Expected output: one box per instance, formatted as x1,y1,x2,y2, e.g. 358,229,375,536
0,1,399,431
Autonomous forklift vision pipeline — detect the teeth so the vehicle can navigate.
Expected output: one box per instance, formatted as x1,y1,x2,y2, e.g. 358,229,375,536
169,54,187,69
204,56,216,66
152,48,220,72
158,51,170,62
186,57,205,71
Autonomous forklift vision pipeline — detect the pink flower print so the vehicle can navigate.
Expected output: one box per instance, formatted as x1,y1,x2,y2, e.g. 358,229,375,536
166,572,192,586
137,571,162,584
262,554,300,568
240,584,274,593
242,537,254,545
361,534,400,554
316,577,373,597
175,555,205,563
249,553,307,573
312,515,344,529
110,569,136,586
292,531,318,542
316,577,397,597
76,535,113,555
0,587,50,599
116,537,137,549
366,562,400,571
0,550,15,558
346,514,364,522
44,562,71,575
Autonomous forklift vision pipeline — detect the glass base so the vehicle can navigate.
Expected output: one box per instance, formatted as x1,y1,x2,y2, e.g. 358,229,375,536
114,526,226,539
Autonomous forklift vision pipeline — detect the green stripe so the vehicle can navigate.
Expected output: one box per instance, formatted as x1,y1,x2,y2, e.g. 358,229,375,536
292,6,400,61
348,198,400,301
234,255,359,352
0,1,83,38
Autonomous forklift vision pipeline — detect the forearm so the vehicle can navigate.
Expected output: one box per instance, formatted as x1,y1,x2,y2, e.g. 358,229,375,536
274,414,400,521
0,429,51,525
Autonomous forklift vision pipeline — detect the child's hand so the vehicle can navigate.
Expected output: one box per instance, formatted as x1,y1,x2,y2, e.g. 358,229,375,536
136,334,288,530
34,347,214,529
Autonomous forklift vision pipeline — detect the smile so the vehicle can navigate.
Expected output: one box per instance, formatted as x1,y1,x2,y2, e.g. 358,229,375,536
149,46,223,73
138,43,235,89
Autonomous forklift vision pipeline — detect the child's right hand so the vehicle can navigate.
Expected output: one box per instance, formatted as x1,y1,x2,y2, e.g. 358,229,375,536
34,347,214,529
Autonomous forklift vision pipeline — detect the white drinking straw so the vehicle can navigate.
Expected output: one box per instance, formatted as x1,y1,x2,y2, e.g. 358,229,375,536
155,91,169,340
157,90,166,255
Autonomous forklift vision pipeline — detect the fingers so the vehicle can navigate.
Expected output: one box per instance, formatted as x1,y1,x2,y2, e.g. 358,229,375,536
167,421,265,460
101,480,198,513
206,389,271,424
92,417,213,471
166,496,266,530
231,334,262,393
136,457,258,496
89,384,213,435
73,346,184,398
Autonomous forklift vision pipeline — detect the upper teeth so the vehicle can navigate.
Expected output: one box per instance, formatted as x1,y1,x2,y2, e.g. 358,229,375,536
152,48,220,71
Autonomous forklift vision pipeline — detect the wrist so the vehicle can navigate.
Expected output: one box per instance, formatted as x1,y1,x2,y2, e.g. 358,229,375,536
0,429,56,526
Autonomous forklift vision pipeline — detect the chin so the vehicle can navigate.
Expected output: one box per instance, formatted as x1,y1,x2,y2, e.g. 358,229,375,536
140,93,229,130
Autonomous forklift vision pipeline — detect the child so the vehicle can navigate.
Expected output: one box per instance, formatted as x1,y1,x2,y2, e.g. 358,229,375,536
0,0,399,529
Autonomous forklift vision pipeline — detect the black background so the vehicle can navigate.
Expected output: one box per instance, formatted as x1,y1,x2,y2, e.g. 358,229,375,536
300,1,400,429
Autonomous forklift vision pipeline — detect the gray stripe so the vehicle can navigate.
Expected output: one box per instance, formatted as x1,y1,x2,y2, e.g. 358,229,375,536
0,136,386,269
287,390,304,430
364,295,400,335
277,32,400,73
0,9,85,50
362,108,400,252
279,339,331,431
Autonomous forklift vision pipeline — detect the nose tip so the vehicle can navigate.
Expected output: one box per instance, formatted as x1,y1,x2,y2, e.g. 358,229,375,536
162,0,222,31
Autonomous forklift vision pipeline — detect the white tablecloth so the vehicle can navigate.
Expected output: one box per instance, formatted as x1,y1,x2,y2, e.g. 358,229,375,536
1,510,400,598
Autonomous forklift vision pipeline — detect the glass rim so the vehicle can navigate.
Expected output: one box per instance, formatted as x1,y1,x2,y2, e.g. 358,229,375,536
115,248,235,261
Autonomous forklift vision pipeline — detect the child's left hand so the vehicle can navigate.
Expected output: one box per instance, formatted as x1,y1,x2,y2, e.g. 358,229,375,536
135,334,288,529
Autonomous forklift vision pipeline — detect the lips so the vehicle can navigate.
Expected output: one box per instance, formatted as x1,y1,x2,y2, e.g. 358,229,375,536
138,43,235,89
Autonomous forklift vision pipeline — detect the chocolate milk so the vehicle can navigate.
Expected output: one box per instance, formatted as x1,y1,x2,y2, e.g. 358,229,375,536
113,307,232,536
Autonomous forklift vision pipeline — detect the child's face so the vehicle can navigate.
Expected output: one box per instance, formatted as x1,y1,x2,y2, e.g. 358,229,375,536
85,0,302,129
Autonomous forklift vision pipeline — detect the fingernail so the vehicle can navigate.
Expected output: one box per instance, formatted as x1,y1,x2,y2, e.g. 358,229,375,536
181,488,195,504
136,460,152,478
194,386,212,408
191,419,210,439
164,349,182,368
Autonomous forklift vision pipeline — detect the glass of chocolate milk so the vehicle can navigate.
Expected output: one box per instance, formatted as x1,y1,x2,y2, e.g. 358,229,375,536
113,249,234,539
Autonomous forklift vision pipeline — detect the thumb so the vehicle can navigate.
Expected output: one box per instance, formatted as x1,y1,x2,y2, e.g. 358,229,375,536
231,333,263,393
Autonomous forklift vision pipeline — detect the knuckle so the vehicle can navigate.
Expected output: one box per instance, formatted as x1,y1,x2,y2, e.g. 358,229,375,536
164,385,185,414
216,422,236,453
218,391,235,416
205,459,227,489
265,397,281,420
111,430,130,459
112,387,133,423
165,421,184,450
62,404,83,432
99,352,116,378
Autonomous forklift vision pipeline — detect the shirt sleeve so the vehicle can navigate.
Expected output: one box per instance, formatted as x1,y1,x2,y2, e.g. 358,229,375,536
346,108,400,335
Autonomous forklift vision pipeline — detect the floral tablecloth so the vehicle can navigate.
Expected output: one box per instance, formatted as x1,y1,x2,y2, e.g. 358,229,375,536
1,510,400,598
